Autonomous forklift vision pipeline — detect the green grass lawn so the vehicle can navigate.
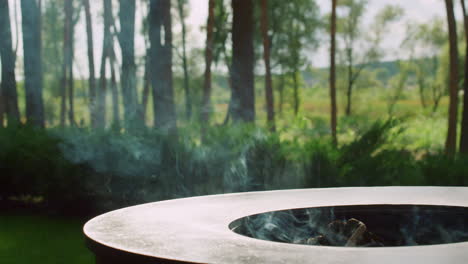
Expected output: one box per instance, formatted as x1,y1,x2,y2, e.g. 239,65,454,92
0,212,93,264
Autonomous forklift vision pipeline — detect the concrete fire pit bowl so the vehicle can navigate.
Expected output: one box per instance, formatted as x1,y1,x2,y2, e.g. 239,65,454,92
84,187,468,264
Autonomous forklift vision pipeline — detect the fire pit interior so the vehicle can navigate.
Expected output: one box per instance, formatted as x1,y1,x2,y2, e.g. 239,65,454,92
230,205,468,247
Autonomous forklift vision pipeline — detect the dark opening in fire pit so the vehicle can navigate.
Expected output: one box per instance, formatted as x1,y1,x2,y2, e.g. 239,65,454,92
230,205,468,247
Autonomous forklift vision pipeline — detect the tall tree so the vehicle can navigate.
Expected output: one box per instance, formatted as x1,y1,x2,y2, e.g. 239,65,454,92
402,19,446,113
42,0,63,125
68,0,78,126
201,0,215,134
337,1,402,116
139,2,151,124
444,0,459,155
97,0,115,128
338,0,366,116
269,0,320,117
0,91,3,126
330,0,338,146
21,0,45,127
60,0,76,127
460,0,468,154
83,0,97,128
141,48,151,123
149,0,177,131
0,0,20,125
210,0,233,125
109,39,120,128
231,0,255,122
387,61,411,115
176,0,192,119
260,0,275,131
60,0,68,126
119,0,138,129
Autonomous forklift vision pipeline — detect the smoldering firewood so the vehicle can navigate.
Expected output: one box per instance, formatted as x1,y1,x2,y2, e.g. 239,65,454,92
306,218,385,247
345,218,367,247
361,231,385,247
306,235,331,246
326,220,348,246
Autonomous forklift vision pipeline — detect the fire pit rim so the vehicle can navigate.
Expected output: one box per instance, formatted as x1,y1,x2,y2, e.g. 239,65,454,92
84,187,468,264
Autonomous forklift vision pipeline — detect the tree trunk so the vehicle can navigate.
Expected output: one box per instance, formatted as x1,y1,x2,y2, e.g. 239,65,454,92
65,0,76,126
0,92,3,127
149,0,177,132
417,73,427,109
231,0,255,123
345,49,353,116
21,0,45,128
119,0,138,129
260,0,275,132
67,51,75,126
330,0,338,146
83,0,97,128
0,0,20,126
201,0,215,136
98,52,107,128
278,72,284,115
109,17,120,129
97,0,113,128
444,0,459,155
110,53,120,129
176,0,192,120
60,4,70,128
345,84,353,115
222,53,234,126
293,70,299,116
141,49,151,123
460,0,468,154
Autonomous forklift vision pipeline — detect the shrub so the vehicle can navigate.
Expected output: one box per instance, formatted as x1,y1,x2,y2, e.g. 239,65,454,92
1,119,466,216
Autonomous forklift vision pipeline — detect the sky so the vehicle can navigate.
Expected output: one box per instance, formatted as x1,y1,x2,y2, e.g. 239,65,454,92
5,0,462,78
182,0,460,68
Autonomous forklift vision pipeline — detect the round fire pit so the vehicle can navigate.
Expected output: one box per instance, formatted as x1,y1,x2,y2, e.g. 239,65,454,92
84,187,468,264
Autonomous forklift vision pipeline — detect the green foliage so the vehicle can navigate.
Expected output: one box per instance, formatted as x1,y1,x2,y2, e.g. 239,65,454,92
0,125,91,213
402,17,448,112
1,120,467,216
270,0,321,73
302,119,463,188
336,0,367,36
244,133,287,190
420,153,468,186
302,139,340,188
212,0,231,67
335,119,419,186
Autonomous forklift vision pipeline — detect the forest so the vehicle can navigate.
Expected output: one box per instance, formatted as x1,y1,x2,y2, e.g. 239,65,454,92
1,0,468,263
